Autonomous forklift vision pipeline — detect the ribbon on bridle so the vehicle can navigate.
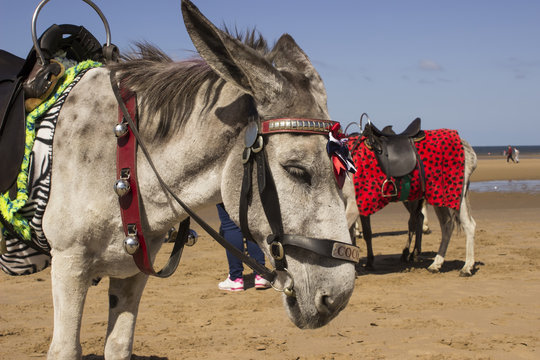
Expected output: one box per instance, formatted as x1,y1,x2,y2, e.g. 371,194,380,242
326,123,357,189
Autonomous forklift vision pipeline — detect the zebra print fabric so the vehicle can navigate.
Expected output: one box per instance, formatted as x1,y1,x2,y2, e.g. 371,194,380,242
0,69,89,276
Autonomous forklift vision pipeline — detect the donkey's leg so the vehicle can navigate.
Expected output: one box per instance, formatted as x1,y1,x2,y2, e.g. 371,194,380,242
402,200,423,262
401,229,412,262
428,206,455,273
421,201,431,234
410,201,424,262
360,215,374,269
458,195,476,277
104,273,149,360
48,253,92,359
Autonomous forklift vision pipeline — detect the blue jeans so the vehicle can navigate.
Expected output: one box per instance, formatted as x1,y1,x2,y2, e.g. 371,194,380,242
216,203,265,280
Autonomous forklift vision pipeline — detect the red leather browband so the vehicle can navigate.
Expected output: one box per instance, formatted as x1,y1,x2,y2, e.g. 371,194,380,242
261,118,339,135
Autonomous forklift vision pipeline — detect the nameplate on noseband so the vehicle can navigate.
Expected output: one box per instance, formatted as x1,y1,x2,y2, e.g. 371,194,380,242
331,242,360,263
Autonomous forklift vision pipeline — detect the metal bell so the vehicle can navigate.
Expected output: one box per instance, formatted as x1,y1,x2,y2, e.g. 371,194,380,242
114,179,131,197
186,229,198,247
123,235,139,255
284,287,296,298
114,122,129,137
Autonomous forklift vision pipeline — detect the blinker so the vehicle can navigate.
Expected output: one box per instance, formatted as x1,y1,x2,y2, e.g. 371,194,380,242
244,121,259,147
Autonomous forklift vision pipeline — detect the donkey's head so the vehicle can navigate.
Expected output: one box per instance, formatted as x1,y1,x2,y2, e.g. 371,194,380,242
182,0,356,329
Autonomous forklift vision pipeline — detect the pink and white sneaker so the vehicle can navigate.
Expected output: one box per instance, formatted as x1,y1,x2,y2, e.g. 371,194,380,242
218,275,244,292
254,274,271,289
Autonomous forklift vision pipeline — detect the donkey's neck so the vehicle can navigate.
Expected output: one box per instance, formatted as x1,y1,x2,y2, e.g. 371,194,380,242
135,84,250,238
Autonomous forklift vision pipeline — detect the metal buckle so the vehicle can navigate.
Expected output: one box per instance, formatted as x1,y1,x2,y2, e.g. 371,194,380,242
242,147,252,164
120,168,130,180
127,223,137,236
252,135,264,153
270,241,284,260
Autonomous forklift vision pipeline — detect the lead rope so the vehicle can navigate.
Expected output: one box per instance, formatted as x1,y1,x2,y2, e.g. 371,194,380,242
109,70,275,281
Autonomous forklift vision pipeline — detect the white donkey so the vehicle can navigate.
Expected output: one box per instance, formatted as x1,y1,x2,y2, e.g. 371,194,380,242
5,1,358,358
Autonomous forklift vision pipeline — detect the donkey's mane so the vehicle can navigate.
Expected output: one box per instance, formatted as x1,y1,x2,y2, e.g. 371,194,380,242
109,29,269,140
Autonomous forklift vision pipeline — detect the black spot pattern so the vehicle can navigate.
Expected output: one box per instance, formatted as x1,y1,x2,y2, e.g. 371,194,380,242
348,129,465,216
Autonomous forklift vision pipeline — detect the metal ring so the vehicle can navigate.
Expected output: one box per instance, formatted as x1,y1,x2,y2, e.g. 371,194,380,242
359,112,371,132
270,268,296,297
32,0,112,65
344,122,361,135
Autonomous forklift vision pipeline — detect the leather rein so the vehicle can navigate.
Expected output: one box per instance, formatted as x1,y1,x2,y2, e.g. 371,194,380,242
109,70,359,295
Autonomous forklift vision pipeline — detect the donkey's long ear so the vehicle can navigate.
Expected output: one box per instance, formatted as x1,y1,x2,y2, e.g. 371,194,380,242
272,34,328,107
181,0,288,105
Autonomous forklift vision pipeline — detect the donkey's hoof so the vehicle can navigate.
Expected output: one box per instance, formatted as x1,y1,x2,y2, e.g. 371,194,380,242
459,270,472,277
400,250,410,263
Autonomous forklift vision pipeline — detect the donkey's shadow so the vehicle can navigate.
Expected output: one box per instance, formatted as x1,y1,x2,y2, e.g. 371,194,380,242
84,355,167,360
355,250,483,276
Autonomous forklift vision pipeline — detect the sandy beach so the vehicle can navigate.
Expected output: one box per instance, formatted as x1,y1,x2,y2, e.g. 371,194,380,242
1,157,539,359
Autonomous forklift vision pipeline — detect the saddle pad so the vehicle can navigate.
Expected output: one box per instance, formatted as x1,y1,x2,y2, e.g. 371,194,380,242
0,63,99,276
349,129,465,217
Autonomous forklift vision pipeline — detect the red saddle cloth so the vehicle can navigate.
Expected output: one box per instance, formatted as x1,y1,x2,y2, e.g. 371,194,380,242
348,129,465,216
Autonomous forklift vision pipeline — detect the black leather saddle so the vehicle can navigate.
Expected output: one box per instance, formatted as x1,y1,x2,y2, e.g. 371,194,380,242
0,24,105,199
0,50,26,199
364,118,425,197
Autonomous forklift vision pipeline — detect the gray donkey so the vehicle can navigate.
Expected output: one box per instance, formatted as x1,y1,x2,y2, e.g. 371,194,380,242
19,1,358,359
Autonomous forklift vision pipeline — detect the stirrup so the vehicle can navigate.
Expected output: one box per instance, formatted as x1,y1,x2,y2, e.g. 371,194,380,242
381,178,398,198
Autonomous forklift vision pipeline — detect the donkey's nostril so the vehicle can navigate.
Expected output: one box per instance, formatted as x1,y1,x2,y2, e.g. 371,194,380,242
323,295,335,308
315,292,333,316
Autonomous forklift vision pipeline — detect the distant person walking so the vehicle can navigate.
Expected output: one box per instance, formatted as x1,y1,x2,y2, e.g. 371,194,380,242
506,145,515,163
514,148,520,163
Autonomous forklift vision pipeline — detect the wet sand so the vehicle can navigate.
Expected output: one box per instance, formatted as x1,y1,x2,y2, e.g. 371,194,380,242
1,157,539,359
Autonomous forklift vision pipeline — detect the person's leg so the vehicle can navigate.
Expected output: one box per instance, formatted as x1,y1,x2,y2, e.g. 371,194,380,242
216,204,244,280
246,240,265,267
247,240,270,288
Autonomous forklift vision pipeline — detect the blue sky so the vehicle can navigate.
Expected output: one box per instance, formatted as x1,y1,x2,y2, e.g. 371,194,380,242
2,0,539,146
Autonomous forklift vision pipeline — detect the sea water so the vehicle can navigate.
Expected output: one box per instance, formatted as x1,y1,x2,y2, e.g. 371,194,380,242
469,180,540,194
473,145,540,156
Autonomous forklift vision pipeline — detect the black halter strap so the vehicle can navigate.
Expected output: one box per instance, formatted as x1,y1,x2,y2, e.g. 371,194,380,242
239,119,361,284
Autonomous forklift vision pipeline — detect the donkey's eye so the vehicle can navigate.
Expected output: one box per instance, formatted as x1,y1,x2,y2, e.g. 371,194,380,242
283,165,312,186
